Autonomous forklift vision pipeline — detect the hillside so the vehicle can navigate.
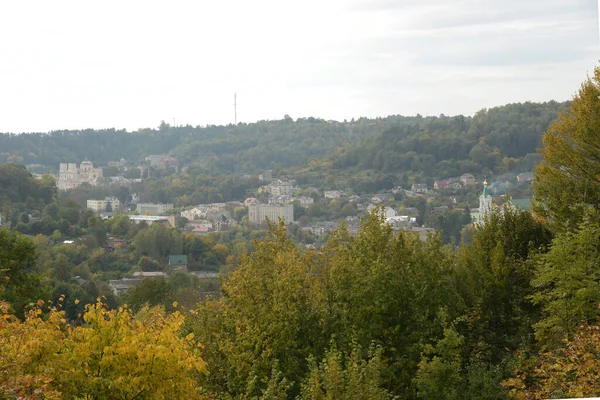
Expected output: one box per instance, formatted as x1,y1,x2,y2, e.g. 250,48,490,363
0,102,566,181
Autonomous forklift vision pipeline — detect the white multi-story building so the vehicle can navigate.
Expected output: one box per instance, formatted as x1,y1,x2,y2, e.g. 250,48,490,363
248,204,294,225
58,161,103,190
87,197,121,212
136,203,173,215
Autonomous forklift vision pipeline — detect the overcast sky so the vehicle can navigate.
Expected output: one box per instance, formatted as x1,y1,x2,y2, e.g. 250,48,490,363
0,0,598,133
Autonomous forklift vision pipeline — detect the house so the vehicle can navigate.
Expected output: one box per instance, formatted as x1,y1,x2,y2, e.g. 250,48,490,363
386,216,410,228
347,195,361,203
244,197,260,206
489,180,512,195
185,219,213,229
371,193,394,203
87,197,121,212
137,203,173,215
106,236,127,250
460,173,476,186
192,226,213,235
128,215,174,226
109,278,142,296
169,255,188,272
295,196,314,207
411,184,429,193
434,180,449,190
324,190,344,199
190,271,219,280
517,172,534,183
367,204,396,218
133,271,168,278
107,176,133,187
447,182,462,191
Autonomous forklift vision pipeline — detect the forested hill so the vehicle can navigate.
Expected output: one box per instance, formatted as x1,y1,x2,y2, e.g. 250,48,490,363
325,101,566,185
0,101,566,177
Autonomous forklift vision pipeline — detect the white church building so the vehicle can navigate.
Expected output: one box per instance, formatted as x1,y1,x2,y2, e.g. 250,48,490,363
470,179,493,225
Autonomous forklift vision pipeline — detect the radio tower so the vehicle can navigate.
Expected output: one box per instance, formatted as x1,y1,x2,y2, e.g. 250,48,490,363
234,93,237,124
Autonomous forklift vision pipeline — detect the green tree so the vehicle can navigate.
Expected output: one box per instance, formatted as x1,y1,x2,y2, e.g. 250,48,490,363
455,206,552,364
0,228,50,316
534,66,600,231
122,278,173,312
531,210,600,345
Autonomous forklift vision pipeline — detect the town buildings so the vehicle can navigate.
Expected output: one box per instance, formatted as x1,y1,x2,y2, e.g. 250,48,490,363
136,203,174,215
248,204,294,225
58,161,103,190
87,197,121,212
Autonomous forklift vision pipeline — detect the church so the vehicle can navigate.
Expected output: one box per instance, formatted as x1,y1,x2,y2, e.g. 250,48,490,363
470,179,493,225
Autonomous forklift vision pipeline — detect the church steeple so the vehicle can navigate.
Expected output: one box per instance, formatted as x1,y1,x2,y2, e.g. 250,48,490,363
482,178,489,197
478,177,493,224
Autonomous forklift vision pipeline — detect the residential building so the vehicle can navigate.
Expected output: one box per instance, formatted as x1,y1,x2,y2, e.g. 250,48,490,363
295,196,314,207
371,193,394,203
367,204,396,218
267,181,299,196
460,173,476,186
386,215,410,228
192,226,213,235
244,197,260,206
87,197,121,212
434,180,449,190
248,204,294,225
324,190,344,199
128,215,174,227
411,184,429,193
517,172,534,183
191,271,219,280
169,255,188,272
137,203,173,215
145,155,167,166
133,271,167,278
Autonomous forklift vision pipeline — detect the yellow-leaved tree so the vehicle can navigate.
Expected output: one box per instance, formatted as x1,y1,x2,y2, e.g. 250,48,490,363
0,298,207,399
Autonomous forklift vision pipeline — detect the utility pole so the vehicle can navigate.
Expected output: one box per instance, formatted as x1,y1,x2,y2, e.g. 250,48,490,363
234,93,237,125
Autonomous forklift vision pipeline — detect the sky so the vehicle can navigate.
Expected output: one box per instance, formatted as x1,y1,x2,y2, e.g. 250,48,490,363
0,0,598,133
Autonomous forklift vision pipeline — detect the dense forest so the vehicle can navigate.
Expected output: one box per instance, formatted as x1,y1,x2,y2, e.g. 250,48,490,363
2,64,600,399
1,102,565,184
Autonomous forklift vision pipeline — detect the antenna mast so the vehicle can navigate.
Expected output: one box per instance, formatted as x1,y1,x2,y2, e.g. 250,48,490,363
234,93,237,124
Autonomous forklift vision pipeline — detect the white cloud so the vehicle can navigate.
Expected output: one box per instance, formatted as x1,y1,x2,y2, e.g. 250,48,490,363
0,0,597,132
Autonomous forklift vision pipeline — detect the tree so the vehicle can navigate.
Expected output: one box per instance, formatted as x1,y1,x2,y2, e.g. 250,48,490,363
455,206,552,364
505,321,600,399
534,66,600,231
415,326,464,400
0,228,50,315
531,210,600,345
122,278,173,312
0,299,206,399
299,342,392,400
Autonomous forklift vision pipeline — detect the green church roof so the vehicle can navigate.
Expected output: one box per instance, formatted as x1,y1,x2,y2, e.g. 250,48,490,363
510,198,532,211
169,255,188,265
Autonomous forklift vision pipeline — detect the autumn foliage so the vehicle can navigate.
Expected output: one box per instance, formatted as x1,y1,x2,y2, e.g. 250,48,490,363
0,298,206,399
